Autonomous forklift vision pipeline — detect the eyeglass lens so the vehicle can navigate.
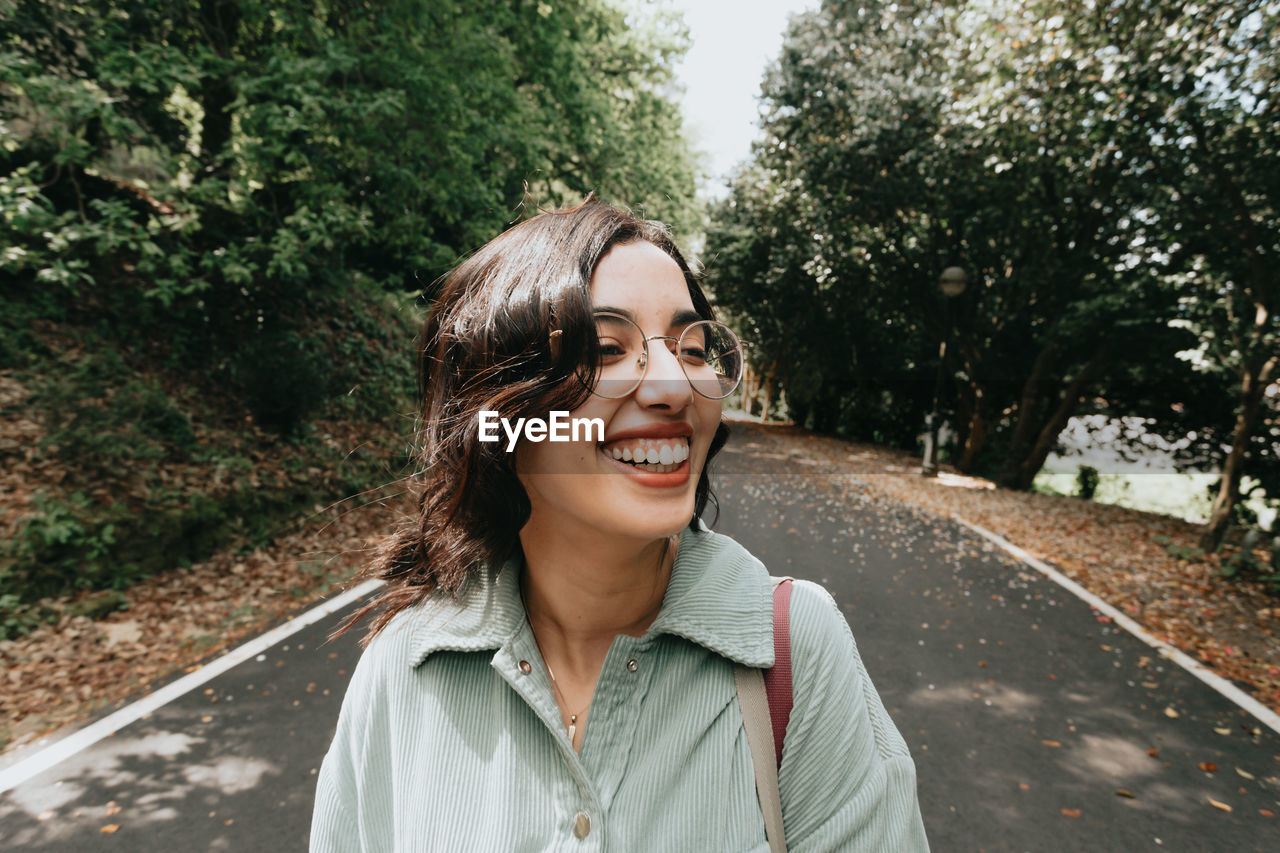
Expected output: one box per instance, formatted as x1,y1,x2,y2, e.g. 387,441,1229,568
588,313,743,400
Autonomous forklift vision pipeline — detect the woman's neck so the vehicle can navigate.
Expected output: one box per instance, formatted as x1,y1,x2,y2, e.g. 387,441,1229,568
518,521,676,674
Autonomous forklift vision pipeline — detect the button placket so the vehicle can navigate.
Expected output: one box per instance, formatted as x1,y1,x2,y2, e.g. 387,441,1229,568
578,636,658,816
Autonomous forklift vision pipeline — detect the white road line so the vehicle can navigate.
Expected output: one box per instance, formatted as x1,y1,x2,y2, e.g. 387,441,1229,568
951,516,1280,737
0,579,383,795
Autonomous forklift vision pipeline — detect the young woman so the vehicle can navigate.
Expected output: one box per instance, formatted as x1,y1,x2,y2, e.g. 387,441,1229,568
310,202,929,851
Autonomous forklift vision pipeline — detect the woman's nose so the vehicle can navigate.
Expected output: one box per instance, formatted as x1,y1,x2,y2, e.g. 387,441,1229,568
634,341,694,410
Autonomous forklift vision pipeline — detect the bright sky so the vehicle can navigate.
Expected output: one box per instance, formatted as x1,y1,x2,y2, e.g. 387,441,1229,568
663,0,819,198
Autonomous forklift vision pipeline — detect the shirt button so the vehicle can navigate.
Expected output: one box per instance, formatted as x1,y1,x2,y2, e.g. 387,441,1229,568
573,810,591,839
518,660,532,674
626,658,638,672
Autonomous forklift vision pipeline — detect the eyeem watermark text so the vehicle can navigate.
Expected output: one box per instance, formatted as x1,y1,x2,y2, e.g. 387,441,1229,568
478,411,604,452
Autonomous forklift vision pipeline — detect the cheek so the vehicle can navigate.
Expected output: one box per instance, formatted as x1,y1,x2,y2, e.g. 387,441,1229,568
695,399,723,458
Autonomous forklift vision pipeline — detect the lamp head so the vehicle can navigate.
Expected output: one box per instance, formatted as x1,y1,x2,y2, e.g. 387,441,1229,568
939,266,968,297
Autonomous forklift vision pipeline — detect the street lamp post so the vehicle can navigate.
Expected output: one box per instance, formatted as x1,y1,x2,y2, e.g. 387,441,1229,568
921,266,968,477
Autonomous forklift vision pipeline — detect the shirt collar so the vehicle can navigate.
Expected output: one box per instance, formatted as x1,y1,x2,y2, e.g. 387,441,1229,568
406,521,774,669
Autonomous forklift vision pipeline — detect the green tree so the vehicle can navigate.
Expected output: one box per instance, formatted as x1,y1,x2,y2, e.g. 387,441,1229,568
1,0,703,357
707,0,1199,491
1047,0,1279,548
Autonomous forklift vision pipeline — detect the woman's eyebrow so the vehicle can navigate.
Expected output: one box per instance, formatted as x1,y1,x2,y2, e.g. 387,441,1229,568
593,306,637,322
592,307,704,327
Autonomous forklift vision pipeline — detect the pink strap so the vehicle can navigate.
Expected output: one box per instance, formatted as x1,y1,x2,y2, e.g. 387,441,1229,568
763,579,793,770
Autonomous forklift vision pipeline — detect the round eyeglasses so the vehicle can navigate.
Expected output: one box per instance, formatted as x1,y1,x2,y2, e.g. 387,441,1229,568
584,312,746,400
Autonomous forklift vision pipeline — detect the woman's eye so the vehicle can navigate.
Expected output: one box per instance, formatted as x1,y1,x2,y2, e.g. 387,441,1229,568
680,346,709,363
598,342,628,359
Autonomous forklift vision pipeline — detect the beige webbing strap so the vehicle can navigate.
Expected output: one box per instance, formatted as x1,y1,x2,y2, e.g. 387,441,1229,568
734,664,787,853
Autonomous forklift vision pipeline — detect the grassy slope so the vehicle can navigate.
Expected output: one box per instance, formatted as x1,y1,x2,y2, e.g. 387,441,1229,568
0,285,419,643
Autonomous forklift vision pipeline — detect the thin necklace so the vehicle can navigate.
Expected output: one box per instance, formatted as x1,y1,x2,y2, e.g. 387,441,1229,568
543,658,590,744
526,622,590,742
521,586,590,742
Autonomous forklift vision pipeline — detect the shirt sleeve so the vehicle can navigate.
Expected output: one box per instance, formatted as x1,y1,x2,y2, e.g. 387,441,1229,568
311,759,360,852
778,580,930,852
309,628,393,853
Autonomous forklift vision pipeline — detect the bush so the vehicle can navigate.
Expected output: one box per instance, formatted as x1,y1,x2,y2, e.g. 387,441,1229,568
1,492,126,604
0,482,328,621
232,331,332,436
1076,465,1100,499
1219,529,1280,595
31,350,198,474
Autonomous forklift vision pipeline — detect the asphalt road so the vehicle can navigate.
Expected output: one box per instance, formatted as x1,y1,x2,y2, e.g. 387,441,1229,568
2,421,1277,851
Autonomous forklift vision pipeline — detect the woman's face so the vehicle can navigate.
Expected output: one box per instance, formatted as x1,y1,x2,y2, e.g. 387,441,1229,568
516,240,723,545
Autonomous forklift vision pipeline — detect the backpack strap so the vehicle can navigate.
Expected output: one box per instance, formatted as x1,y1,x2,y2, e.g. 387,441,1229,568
733,578,794,853
764,578,794,769
733,664,785,852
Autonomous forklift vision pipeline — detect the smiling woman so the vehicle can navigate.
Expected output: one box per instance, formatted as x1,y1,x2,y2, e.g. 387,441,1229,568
311,201,929,852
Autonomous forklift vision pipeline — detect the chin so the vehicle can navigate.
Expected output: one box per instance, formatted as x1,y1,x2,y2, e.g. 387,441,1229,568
611,491,698,541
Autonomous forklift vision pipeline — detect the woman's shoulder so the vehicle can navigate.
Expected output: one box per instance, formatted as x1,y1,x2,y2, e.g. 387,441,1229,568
779,577,915,763
784,578,854,650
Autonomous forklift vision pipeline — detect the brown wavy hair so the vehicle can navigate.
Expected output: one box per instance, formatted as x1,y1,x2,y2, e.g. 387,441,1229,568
335,201,730,644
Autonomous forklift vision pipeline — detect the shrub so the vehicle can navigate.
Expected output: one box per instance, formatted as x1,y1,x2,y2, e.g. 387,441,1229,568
1076,465,1100,500
231,331,332,436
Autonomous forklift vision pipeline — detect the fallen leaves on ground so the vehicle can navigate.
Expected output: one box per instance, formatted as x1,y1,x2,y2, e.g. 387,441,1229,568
0,418,403,753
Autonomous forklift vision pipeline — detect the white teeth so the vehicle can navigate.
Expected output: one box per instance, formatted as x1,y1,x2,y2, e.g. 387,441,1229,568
602,439,690,470
631,462,676,473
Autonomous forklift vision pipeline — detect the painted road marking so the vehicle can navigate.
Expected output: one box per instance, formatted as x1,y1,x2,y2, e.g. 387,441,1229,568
952,516,1280,737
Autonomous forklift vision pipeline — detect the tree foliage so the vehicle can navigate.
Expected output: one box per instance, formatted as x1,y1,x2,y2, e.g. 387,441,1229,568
706,0,1277,540
1,0,701,383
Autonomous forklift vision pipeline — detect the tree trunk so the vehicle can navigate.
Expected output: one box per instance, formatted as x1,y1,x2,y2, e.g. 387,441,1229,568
956,404,988,474
760,360,776,423
199,1,242,175
1200,353,1279,552
1002,341,1114,491
951,367,987,474
739,361,754,416
996,339,1059,486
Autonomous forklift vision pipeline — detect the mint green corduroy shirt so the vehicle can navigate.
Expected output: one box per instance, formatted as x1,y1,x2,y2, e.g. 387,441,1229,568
311,522,929,852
